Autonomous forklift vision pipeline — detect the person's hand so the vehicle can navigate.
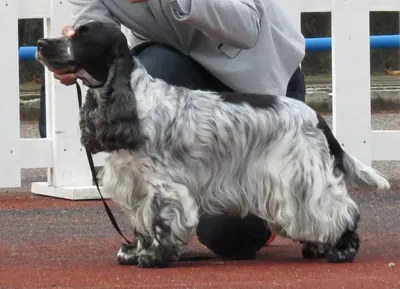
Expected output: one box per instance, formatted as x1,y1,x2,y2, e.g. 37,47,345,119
62,24,75,37
51,25,77,86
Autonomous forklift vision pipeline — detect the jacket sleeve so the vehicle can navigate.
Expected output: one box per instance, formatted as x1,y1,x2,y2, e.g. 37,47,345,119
170,0,261,49
68,0,120,28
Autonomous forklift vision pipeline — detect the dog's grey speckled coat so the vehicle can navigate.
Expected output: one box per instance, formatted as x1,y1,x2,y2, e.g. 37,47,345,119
36,21,390,268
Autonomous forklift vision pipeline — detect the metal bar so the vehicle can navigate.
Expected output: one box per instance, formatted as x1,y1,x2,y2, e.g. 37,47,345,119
19,46,37,60
19,34,400,61
306,34,400,52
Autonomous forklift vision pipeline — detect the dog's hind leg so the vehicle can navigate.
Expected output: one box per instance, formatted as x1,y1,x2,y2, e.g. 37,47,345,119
322,184,361,263
302,229,361,262
325,217,361,263
300,179,361,263
301,219,360,263
302,242,329,259
275,161,362,264
127,181,199,268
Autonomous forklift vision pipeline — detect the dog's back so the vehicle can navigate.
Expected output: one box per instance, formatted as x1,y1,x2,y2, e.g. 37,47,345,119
100,69,391,266
136,87,388,242
137,88,338,219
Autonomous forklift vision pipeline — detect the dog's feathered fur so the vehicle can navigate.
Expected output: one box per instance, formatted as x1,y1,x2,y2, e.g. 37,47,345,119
36,21,390,268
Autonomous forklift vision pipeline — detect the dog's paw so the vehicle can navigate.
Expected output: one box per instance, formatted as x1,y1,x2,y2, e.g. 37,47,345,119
302,242,327,259
135,245,179,268
137,253,170,268
326,245,358,263
116,244,138,266
325,230,360,263
326,246,358,263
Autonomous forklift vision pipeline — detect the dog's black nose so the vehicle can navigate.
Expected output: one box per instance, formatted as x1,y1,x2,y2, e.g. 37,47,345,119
37,39,49,50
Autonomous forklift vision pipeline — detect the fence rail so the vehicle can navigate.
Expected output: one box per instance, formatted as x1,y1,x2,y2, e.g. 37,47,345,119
18,34,400,60
1,0,400,199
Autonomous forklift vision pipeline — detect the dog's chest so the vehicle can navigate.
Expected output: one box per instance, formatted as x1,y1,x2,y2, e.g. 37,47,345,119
92,89,103,103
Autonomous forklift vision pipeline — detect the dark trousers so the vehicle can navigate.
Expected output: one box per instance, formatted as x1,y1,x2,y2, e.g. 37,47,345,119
39,43,306,259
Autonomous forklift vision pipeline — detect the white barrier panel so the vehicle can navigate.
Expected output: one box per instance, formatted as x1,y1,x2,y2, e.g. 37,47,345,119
332,0,372,165
2,0,400,199
18,0,50,19
299,0,400,12
0,0,21,187
31,0,105,199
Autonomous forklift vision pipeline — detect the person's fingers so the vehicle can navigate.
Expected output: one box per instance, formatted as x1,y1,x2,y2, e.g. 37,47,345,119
54,73,77,86
47,67,70,74
60,77,77,86
62,24,75,37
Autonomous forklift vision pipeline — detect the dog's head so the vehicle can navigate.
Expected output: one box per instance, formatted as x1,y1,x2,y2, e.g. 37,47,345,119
36,20,144,153
36,20,131,88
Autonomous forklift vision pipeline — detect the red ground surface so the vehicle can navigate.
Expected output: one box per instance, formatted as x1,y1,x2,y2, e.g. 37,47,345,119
1,191,399,289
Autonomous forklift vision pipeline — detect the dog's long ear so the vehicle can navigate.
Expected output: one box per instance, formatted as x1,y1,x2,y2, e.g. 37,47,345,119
94,39,144,152
107,41,135,91
79,89,104,153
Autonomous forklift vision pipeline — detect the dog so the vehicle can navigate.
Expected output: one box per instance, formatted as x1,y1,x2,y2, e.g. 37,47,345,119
36,20,390,268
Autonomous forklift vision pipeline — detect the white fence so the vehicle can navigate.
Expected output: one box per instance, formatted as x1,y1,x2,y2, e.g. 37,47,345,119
1,0,400,200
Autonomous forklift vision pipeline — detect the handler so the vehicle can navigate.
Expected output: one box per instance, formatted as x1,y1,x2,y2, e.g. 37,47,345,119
50,0,306,260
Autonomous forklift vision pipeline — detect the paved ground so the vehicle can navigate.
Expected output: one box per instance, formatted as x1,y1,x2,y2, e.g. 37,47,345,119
1,113,400,288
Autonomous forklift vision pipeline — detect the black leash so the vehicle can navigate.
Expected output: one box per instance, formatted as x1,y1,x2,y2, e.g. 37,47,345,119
75,82,132,245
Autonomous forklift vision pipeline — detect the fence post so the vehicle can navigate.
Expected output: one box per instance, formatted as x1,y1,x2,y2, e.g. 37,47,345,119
0,0,21,187
31,0,102,199
331,0,372,166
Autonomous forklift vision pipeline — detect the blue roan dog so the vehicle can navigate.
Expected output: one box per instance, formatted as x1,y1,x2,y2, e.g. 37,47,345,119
36,20,390,268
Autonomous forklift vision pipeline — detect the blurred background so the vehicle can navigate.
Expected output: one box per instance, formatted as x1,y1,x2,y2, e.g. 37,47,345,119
18,12,400,119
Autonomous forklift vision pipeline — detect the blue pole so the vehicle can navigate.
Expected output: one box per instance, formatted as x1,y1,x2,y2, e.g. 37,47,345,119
370,35,400,49
19,34,400,60
19,46,37,61
305,37,332,52
305,34,400,52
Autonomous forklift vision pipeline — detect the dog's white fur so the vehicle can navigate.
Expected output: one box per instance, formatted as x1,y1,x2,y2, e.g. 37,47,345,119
97,59,389,265
35,21,390,266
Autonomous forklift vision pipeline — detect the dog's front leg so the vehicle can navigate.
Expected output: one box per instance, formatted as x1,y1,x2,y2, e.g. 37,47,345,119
116,239,139,265
116,233,176,267
118,181,199,268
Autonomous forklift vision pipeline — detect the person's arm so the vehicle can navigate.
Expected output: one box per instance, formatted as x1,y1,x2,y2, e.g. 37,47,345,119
170,0,261,49
68,0,120,28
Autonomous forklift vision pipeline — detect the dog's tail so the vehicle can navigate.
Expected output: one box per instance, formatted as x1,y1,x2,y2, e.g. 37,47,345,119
341,152,390,190
316,113,390,190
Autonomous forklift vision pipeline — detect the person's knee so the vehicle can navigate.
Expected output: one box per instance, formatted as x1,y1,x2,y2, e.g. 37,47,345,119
196,214,270,259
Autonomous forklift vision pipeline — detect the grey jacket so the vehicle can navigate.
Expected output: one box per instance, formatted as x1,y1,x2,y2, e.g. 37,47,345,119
68,0,305,96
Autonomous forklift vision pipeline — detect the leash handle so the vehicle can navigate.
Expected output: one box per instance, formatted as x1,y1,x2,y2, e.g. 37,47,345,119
75,83,132,245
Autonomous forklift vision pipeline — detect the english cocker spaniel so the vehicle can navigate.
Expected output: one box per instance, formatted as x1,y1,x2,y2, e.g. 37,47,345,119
36,20,390,268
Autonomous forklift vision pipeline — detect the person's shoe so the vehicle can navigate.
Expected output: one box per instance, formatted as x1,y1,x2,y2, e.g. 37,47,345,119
266,232,276,245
